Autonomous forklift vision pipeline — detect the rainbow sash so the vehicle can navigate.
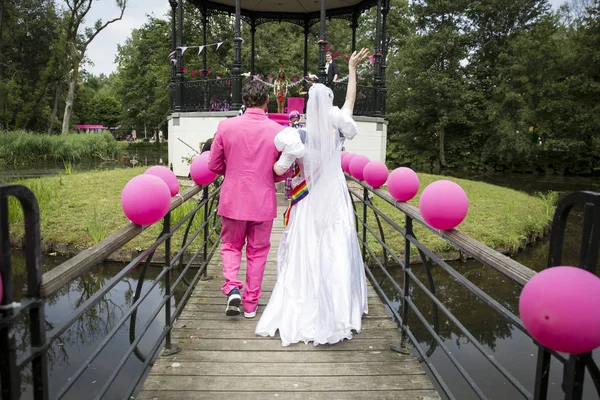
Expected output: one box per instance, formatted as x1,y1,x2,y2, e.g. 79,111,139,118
283,163,308,226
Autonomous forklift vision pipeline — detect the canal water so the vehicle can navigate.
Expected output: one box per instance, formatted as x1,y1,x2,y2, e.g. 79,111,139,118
3,160,600,399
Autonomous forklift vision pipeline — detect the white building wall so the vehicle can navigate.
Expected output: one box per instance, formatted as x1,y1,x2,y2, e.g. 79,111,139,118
168,112,388,177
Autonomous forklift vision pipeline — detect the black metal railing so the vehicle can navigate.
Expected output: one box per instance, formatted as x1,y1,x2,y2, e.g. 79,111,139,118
346,175,600,400
179,79,379,117
182,79,233,112
331,82,378,117
0,181,222,399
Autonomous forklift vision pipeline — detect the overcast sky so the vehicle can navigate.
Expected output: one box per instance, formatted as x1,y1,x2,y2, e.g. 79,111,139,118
81,0,568,76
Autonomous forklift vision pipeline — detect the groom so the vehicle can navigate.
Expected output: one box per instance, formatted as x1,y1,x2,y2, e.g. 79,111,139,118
208,81,288,318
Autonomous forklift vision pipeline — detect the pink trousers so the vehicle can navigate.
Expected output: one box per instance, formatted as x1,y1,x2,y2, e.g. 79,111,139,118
220,217,273,312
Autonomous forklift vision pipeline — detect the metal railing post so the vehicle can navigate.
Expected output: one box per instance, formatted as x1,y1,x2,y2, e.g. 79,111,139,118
362,187,368,260
161,211,180,356
202,186,209,279
392,214,412,355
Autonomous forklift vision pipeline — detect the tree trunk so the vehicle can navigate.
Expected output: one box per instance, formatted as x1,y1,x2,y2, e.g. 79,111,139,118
48,82,61,134
61,58,80,134
438,126,446,167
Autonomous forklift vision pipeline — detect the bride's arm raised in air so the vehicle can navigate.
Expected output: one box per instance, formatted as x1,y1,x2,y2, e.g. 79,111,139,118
342,48,370,114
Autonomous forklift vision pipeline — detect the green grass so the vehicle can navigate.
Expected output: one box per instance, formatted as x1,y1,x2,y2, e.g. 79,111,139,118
361,173,555,256
7,169,554,258
7,167,212,251
0,130,121,165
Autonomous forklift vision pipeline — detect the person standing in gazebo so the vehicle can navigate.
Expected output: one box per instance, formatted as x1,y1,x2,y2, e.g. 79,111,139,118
274,70,288,114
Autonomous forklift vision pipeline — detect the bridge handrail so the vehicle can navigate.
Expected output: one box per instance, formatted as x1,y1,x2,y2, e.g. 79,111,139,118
0,181,223,400
346,175,536,286
40,185,202,297
345,174,600,400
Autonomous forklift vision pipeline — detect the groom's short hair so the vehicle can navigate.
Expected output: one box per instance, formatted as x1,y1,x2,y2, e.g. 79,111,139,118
242,81,269,108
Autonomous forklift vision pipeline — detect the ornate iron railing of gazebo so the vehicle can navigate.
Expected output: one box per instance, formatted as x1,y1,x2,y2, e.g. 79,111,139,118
175,79,378,116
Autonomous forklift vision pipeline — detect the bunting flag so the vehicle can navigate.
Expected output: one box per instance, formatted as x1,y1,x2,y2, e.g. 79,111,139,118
216,42,223,50
177,46,188,55
198,46,205,54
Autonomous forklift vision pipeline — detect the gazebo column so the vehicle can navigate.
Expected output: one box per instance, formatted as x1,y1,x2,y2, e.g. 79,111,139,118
250,17,256,76
372,0,383,117
169,0,177,113
174,0,184,112
317,0,327,84
380,0,390,116
303,19,309,78
350,11,358,52
201,5,208,111
231,0,242,110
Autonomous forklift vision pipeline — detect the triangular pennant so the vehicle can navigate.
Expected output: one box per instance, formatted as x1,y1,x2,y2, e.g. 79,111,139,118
167,51,176,59
177,46,188,55
369,54,374,64
170,59,177,66
206,69,211,76
191,69,195,78
325,45,331,51
216,76,221,80
216,42,223,50
268,77,273,83
293,77,298,83
198,46,205,55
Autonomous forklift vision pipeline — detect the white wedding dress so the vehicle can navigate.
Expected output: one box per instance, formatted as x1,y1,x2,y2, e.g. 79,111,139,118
255,86,368,347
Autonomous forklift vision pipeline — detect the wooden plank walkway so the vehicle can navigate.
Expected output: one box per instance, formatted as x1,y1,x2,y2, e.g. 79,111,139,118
137,208,439,400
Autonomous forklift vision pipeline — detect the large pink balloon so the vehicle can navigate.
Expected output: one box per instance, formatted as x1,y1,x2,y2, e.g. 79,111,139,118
144,165,179,197
190,154,217,185
342,153,356,173
121,174,171,225
349,155,370,180
363,161,389,188
387,167,419,202
520,266,600,354
419,180,468,230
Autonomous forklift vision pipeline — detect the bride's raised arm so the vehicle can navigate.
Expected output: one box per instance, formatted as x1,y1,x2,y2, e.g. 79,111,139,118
342,48,370,114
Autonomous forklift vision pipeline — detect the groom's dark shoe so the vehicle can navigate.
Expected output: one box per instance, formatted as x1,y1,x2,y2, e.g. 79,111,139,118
225,288,241,316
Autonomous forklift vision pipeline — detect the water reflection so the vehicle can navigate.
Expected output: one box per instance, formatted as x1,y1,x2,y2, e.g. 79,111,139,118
0,148,167,183
9,251,191,400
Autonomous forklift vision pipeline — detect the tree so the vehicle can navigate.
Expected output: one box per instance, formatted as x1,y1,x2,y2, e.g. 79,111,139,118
92,96,122,128
114,16,171,134
60,0,127,134
0,0,63,131
387,0,472,168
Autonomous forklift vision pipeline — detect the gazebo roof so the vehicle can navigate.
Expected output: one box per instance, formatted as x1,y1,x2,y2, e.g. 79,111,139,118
190,0,378,23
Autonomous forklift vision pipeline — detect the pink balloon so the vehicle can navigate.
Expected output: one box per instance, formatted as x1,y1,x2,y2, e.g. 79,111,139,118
342,153,356,173
190,154,217,185
419,180,468,230
121,175,171,225
349,155,370,180
520,266,600,354
363,161,389,188
387,167,419,202
199,150,211,161
144,165,179,197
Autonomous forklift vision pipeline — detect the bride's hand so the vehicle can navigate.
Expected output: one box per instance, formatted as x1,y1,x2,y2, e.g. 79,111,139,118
348,48,370,70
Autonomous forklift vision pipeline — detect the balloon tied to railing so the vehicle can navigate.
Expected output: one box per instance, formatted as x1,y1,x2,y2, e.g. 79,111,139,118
341,152,469,231
520,266,600,354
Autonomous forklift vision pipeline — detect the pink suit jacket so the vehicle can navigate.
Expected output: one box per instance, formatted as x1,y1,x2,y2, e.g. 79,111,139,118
208,107,287,221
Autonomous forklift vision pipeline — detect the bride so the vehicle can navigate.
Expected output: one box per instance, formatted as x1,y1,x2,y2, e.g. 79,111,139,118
255,48,371,346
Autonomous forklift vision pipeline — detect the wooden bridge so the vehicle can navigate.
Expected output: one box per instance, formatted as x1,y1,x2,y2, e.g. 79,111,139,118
137,207,440,400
